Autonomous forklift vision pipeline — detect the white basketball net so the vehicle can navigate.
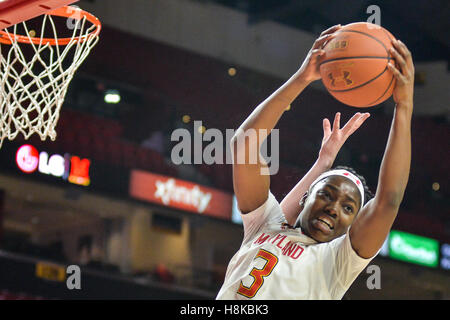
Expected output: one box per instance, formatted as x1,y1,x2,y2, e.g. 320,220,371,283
0,9,99,148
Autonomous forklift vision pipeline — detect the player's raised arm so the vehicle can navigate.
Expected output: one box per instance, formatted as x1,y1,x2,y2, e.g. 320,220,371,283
281,111,370,225
231,25,342,214
349,39,414,258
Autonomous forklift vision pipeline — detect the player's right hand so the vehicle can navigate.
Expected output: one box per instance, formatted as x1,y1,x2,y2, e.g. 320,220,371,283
297,24,342,83
318,112,370,166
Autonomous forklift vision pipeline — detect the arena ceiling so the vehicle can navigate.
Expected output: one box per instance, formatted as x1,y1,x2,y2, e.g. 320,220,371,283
201,0,449,64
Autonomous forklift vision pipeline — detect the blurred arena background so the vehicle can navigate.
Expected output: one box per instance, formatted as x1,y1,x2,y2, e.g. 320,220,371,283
0,0,448,300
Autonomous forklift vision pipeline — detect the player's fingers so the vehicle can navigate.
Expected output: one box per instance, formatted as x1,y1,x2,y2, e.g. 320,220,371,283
392,39,410,61
350,113,370,135
396,40,415,73
313,33,336,49
323,118,331,137
391,40,414,76
389,46,407,75
391,41,407,61
311,49,325,58
346,115,370,138
397,40,412,59
387,62,405,84
341,112,361,133
332,112,341,132
320,24,342,37
342,112,370,136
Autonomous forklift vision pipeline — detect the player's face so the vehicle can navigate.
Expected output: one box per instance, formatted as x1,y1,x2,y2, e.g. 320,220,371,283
295,176,362,243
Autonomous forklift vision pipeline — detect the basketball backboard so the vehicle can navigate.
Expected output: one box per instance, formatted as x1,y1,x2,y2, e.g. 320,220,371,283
0,0,78,29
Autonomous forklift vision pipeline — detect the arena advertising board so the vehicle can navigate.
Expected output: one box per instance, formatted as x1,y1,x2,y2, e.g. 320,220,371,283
15,144,91,186
388,230,439,268
440,243,450,270
129,169,232,220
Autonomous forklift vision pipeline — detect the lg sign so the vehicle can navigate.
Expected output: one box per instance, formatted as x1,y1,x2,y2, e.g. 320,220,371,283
16,144,91,186
15,145,39,173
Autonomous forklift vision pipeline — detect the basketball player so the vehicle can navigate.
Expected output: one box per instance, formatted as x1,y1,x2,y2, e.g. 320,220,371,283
216,24,414,299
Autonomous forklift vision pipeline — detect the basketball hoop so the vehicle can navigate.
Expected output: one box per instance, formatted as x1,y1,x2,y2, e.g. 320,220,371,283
0,5,101,148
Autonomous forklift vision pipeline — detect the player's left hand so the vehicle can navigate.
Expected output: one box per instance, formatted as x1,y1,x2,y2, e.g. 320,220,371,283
318,112,370,167
388,39,414,107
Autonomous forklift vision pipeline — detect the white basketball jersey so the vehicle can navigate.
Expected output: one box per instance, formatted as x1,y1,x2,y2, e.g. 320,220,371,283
216,191,376,300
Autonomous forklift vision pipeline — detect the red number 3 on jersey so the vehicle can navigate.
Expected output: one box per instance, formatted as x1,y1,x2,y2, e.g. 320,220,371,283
237,249,278,298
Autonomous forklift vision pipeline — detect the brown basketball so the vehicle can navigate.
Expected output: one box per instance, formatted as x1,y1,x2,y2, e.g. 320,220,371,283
319,22,397,108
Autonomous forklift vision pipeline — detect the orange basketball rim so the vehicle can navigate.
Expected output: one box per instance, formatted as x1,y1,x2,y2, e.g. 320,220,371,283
0,6,101,45
0,0,102,148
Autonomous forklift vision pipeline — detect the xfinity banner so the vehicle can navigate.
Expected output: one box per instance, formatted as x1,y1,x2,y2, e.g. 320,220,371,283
388,231,439,268
129,170,232,220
